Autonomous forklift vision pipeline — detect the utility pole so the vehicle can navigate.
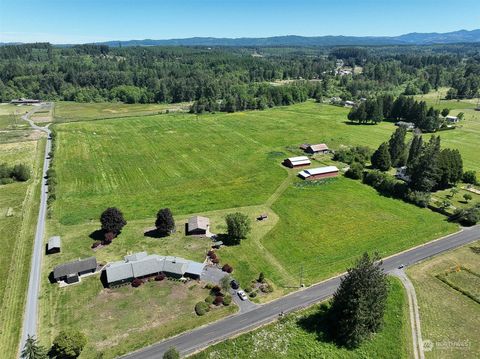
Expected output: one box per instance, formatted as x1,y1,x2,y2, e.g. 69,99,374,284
299,265,304,288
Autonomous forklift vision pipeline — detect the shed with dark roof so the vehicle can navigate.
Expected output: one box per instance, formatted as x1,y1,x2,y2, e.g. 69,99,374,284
187,216,210,235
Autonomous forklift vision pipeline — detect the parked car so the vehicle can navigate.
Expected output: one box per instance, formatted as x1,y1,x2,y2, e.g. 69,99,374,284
237,290,247,301
398,264,405,269
230,279,239,289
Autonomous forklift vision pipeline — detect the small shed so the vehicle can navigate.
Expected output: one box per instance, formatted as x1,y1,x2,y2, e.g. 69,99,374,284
306,144,329,154
187,216,210,236
299,143,310,151
47,236,61,254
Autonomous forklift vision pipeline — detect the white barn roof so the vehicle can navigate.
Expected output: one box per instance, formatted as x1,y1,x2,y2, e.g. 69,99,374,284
299,166,339,178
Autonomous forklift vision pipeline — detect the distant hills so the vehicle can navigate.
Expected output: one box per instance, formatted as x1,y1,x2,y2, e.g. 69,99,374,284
2,29,480,47
96,29,480,47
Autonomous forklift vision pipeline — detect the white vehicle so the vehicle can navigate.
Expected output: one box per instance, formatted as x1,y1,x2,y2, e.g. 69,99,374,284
237,290,247,301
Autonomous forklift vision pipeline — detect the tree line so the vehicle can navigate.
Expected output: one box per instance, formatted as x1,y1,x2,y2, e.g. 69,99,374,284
348,95,446,132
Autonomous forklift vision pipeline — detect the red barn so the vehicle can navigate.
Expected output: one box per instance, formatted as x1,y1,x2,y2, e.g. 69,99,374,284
298,166,339,180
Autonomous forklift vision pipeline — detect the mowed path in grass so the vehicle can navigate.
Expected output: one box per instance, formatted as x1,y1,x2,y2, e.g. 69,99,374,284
54,102,397,225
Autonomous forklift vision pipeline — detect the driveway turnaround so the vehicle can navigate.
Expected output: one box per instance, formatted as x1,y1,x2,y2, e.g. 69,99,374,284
122,225,479,359
19,106,52,353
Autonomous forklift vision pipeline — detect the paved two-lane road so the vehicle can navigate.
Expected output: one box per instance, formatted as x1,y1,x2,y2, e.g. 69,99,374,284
19,105,52,354
123,225,479,359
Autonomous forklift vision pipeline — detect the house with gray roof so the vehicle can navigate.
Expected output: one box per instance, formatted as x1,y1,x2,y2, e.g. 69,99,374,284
53,257,97,284
105,252,205,287
47,236,61,254
187,216,210,236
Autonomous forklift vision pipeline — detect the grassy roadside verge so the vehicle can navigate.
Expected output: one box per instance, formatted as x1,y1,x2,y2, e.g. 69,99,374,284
0,137,46,358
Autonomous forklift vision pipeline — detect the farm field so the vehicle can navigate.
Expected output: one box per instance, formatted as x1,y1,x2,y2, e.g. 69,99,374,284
53,101,399,225
0,139,45,359
192,277,412,359
407,241,480,358
53,101,191,123
416,89,480,174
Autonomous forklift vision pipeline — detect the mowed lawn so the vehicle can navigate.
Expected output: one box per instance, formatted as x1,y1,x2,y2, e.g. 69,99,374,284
0,139,44,359
407,241,480,358
193,277,412,359
261,177,456,284
54,101,191,123
416,89,480,174
53,102,397,225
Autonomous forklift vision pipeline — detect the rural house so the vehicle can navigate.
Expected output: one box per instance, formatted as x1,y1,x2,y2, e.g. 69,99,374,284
47,236,61,254
395,121,415,130
104,252,205,286
305,144,329,154
52,257,97,284
298,166,339,180
283,156,311,168
299,143,310,151
187,216,210,236
446,115,459,123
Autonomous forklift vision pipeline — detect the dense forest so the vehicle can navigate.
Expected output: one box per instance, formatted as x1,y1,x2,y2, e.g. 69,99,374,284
0,43,479,113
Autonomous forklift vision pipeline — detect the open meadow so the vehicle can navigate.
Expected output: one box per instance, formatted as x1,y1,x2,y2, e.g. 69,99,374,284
0,139,45,358
407,241,480,358
53,101,191,123
192,277,412,359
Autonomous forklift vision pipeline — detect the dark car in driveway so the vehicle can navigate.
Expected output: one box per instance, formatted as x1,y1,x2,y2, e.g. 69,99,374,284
230,279,239,289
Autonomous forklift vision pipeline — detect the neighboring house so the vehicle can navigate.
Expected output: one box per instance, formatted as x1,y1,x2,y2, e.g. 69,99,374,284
53,257,97,284
283,156,311,168
187,216,210,236
104,252,205,286
299,143,310,151
446,115,459,123
306,143,329,154
344,100,356,107
47,236,61,254
395,166,411,182
298,166,339,180
10,98,41,104
395,121,415,130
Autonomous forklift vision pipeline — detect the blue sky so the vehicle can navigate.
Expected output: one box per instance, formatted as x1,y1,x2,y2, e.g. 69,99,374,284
1,0,479,43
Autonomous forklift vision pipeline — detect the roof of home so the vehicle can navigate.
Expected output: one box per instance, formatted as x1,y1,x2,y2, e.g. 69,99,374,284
105,252,205,283
185,261,205,276
188,216,210,231
308,144,329,152
446,115,458,119
47,236,61,250
53,257,97,279
299,166,339,178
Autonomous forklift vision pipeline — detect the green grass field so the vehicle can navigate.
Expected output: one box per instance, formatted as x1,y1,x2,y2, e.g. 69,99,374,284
416,89,480,174
192,277,412,359
53,101,191,123
407,241,480,358
0,139,44,359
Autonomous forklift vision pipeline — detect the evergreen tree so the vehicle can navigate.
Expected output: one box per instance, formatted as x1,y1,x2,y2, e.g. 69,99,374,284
155,208,176,235
330,252,388,348
407,135,423,167
371,142,391,171
441,108,450,117
388,126,407,166
409,136,441,192
21,335,47,359
438,149,463,188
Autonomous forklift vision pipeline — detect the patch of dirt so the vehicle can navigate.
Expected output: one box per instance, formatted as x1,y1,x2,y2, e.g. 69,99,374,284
169,283,189,301
32,116,51,123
